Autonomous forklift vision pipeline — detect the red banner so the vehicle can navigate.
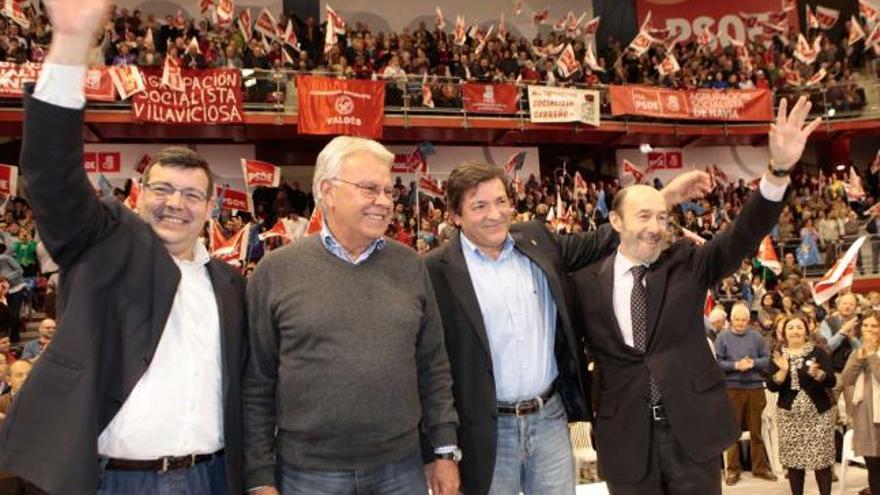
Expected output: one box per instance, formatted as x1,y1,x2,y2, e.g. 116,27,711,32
609,85,773,122
82,152,121,173
84,68,116,102
0,63,116,101
635,0,795,45
0,62,38,98
0,164,18,198
296,75,385,139
646,151,683,172
217,185,251,212
241,159,281,188
132,69,243,124
392,150,428,174
461,83,519,113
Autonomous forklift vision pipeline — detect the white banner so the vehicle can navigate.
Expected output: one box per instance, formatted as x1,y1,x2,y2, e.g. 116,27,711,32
527,85,600,126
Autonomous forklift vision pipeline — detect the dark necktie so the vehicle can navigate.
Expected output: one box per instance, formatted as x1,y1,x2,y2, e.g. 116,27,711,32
631,265,662,405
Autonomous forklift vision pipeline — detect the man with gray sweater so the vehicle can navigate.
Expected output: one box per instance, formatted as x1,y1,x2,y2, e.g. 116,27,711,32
244,136,460,495
714,303,775,485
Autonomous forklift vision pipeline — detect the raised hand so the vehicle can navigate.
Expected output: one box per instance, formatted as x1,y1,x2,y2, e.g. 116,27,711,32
769,96,823,171
45,0,109,36
44,0,111,65
840,318,859,337
660,170,713,207
807,360,825,381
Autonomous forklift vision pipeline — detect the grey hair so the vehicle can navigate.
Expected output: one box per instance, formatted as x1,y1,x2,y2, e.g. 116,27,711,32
708,307,728,322
730,303,750,320
312,136,394,205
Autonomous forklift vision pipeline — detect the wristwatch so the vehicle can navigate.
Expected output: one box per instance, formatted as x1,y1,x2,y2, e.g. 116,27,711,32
435,447,463,462
767,158,790,177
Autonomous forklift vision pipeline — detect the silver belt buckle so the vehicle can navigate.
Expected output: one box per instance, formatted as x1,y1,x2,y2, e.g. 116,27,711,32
159,454,197,473
514,395,545,417
651,404,665,421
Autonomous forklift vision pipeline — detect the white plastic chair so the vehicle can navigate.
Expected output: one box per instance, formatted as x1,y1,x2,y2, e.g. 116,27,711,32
840,428,865,495
575,482,610,495
722,431,753,472
761,389,784,475
723,388,776,475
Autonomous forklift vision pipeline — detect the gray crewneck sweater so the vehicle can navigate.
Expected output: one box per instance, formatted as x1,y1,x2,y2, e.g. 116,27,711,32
243,235,458,488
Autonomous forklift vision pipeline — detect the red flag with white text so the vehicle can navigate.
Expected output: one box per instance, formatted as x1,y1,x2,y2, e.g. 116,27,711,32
296,75,385,138
622,159,645,183
215,0,234,27
242,159,281,188
812,236,867,305
815,5,840,30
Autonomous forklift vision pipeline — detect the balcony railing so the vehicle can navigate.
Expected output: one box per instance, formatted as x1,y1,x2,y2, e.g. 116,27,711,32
18,68,880,126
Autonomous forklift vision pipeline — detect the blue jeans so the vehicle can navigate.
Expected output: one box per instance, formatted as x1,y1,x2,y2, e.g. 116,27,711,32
97,453,227,495
279,451,427,495
488,393,576,495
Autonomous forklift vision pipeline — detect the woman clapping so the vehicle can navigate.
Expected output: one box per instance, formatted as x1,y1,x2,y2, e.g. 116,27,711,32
766,314,837,495
842,311,880,494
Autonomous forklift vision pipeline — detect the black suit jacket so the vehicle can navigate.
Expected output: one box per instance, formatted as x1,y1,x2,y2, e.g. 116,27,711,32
765,346,836,413
424,221,618,495
0,95,246,494
572,190,784,484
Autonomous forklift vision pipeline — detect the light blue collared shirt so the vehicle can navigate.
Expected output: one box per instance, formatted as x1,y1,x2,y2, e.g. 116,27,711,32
460,233,558,402
320,220,386,265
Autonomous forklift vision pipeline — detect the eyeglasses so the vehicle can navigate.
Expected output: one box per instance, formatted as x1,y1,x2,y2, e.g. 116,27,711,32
144,182,210,205
331,178,395,200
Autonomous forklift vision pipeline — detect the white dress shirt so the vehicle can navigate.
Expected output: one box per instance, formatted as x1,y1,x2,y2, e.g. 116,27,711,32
611,253,645,348
35,64,224,458
97,242,223,459
612,177,787,347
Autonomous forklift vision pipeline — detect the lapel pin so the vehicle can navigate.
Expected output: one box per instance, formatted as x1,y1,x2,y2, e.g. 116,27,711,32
530,239,537,246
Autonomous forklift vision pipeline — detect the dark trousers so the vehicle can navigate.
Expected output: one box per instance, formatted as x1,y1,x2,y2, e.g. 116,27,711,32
866,456,880,495
787,466,831,495
725,387,770,475
6,289,23,343
606,420,721,495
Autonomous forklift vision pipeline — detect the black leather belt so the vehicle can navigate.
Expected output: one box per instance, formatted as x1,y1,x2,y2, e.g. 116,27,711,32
497,385,555,416
104,449,223,473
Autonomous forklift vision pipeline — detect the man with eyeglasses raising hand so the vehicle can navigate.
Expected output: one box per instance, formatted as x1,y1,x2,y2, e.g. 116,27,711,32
0,0,246,493
244,136,460,495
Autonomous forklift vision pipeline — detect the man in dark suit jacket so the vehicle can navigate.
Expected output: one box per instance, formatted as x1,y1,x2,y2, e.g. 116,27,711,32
423,162,711,495
0,1,245,493
572,96,821,495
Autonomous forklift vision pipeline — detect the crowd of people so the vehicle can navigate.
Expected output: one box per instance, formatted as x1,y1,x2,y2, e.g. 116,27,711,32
226,156,880,275
0,2,872,113
0,2,879,495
